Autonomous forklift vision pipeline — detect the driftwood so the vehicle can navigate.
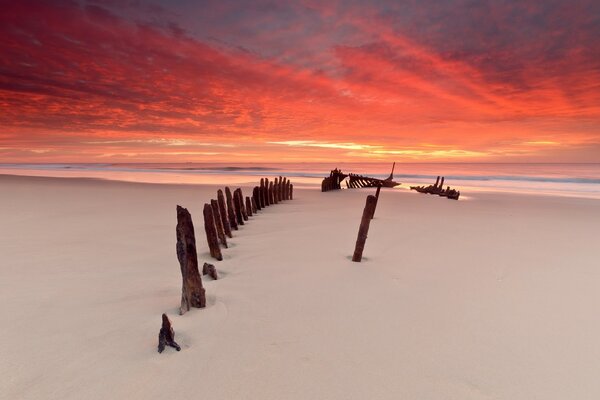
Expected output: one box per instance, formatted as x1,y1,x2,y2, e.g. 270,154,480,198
210,199,227,248
158,313,181,353
352,195,377,262
245,196,253,217
176,205,206,314
203,203,223,261
217,189,232,238
225,187,238,230
202,262,218,280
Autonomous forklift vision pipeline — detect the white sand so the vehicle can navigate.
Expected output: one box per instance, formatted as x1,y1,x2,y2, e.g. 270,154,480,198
1,174,599,399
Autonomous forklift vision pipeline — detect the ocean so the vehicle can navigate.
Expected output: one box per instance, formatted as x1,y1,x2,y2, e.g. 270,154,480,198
1,162,599,199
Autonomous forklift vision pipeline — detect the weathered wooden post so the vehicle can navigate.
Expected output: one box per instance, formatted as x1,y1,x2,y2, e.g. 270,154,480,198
176,205,206,314
260,178,267,207
371,185,381,219
203,203,222,261
290,183,293,200
253,186,261,211
245,196,253,217
273,178,279,204
225,187,238,230
210,199,227,248
158,313,181,353
251,196,257,213
233,189,244,225
352,195,377,262
235,188,248,221
217,189,232,238
267,181,273,205
285,179,291,200
264,178,271,206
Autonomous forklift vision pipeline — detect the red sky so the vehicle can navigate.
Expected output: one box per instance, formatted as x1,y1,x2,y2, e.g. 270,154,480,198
1,0,599,163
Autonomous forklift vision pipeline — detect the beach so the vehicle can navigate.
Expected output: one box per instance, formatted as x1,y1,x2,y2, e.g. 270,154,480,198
1,174,599,400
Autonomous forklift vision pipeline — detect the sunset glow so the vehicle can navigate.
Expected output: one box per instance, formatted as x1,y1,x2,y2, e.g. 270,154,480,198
1,1,599,163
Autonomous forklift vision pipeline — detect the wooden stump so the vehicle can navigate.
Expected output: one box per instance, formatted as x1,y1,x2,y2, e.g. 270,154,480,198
217,189,232,238
268,181,274,205
202,262,218,280
352,195,377,262
203,203,223,261
253,186,261,211
210,199,227,248
176,205,206,314
233,189,244,225
225,187,238,230
260,179,266,208
245,196,253,217
273,178,279,204
371,185,381,219
158,313,181,353
237,188,248,221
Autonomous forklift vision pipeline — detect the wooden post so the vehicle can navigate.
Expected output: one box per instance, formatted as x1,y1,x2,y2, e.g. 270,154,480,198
259,179,265,208
285,179,290,200
203,203,223,261
245,196,253,217
176,205,206,314
251,196,257,213
352,195,377,262
158,313,180,353
371,185,381,219
264,178,270,206
233,189,244,225
236,188,248,221
253,186,261,211
217,189,232,238
268,181,274,205
273,178,279,204
225,187,238,230
290,183,293,200
211,199,227,248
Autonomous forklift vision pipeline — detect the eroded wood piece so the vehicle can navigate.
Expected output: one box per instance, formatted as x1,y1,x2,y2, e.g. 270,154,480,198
225,187,238,230
352,195,377,262
217,189,232,238
202,262,218,280
203,203,223,261
176,205,206,314
158,313,181,353
211,199,227,248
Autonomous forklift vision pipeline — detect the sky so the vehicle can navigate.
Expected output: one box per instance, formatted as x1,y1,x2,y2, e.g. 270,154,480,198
1,0,599,163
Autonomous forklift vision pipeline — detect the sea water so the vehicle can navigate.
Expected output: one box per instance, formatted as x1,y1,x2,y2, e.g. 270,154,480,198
1,162,599,199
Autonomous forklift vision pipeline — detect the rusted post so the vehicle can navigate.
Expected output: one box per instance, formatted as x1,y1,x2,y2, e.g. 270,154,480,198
434,176,440,188
176,205,206,314
352,195,377,262
203,203,222,261
245,196,253,217
158,313,180,353
217,189,232,238
253,186,261,211
210,199,227,248
225,187,238,231
371,185,381,219
233,189,244,225
438,177,445,191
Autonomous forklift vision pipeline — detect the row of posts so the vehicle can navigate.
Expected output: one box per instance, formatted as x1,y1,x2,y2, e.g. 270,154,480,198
175,177,293,316
202,176,294,261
